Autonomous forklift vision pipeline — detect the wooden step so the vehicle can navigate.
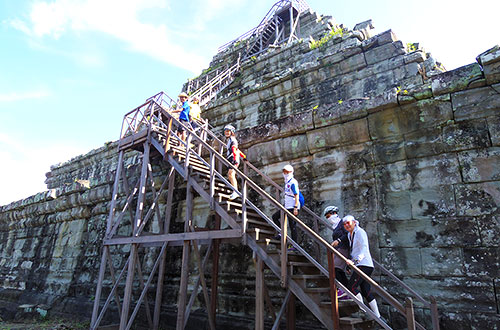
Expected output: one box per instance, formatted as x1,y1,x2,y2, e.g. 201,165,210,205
288,261,320,275
247,228,276,241
241,218,274,229
291,273,329,288
339,316,376,330
303,287,330,294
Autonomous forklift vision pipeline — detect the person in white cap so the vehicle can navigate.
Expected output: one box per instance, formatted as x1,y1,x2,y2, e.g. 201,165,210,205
224,124,240,200
342,215,381,318
272,164,300,250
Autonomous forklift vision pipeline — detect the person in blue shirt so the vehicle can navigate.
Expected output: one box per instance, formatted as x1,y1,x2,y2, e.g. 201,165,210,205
172,92,191,141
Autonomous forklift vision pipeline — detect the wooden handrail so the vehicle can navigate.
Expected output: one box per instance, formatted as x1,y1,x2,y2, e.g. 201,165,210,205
121,96,436,330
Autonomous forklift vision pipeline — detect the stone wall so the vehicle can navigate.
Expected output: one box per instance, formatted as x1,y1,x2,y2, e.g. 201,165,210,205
1,7,499,330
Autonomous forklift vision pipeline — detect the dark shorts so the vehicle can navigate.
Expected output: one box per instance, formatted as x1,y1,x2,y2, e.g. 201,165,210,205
177,119,189,133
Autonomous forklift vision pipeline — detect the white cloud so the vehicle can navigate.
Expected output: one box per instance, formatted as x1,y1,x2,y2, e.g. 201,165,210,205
0,133,87,206
9,0,209,72
0,89,50,102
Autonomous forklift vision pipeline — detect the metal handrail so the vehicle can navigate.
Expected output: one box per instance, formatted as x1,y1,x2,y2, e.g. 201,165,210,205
121,96,436,329
217,0,310,53
190,59,241,107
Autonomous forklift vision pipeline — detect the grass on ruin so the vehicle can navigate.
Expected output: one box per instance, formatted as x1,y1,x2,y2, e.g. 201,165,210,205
0,317,90,330
309,26,344,50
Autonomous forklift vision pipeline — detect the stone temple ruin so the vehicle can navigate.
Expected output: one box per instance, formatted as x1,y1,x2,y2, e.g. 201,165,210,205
0,1,499,329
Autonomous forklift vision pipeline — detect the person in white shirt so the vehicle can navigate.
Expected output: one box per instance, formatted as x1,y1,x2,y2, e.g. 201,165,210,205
343,215,380,318
224,124,240,200
272,165,300,250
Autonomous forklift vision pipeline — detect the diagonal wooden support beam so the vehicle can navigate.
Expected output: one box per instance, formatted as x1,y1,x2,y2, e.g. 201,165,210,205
106,247,122,317
153,167,176,329
189,228,216,330
272,290,291,330
176,182,193,330
133,249,154,328
91,256,130,330
120,244,138,330
126,243,168,330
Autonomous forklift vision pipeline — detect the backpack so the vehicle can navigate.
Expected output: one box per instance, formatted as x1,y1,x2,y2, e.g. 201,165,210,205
299,192,305,208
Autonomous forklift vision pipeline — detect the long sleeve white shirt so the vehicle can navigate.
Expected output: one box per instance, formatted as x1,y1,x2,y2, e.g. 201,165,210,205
347,226,374,268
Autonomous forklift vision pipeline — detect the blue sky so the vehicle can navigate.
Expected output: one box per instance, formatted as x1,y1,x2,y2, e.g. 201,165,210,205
0,0,498,205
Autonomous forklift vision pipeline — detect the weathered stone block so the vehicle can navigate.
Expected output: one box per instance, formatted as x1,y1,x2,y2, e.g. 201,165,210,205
368,107,401,139
379,247,421,276
404,126,445,159
378,190,412,220
387,277,496,313
410,186,456,219
488,114,500,146
392,154,459,191
477,45,500,85
477,214,500,247
313,98,368,128
327,53,367,78
452,83,500,120
421,247,464,276
365,41,406,65
459,147,500,182
403,51,426,64
464,247,500,278
306,118,369,154
238,111,313,148
378,218,481,248
431,63,483,96
442,119,491,152
362,29,398,51
246,134,310,166
372,137,406,164
397,97,453,135
455,182,500,216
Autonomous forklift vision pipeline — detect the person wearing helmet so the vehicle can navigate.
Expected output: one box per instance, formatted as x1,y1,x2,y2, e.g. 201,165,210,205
342,215,380,318
224,124,240,200
172,92,191,141
272,164,300,250
324,206,349,299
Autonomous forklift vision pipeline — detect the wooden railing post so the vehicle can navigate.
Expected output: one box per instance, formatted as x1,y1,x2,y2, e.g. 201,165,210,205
184,131,192,178
242,178,248,243
405,297,416,330
164,117,173,159
327,251,340,330
209,152,215,210
255,256,264,330
430,296,440,330
280,213,288,288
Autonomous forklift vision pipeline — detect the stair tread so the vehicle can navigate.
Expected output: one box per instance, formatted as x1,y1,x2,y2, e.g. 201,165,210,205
291,274,327,280
339,316,370,325
288,261,315,267
247,227,275,235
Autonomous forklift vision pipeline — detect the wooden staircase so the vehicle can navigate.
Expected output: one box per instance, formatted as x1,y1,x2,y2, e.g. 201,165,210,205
91,94,440,330
160,137,375,330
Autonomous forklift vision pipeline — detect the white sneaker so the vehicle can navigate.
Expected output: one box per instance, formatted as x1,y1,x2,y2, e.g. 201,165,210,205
229,192,239,200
